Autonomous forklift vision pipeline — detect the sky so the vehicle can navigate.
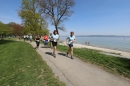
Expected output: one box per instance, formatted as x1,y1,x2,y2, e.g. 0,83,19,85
0,0,130,36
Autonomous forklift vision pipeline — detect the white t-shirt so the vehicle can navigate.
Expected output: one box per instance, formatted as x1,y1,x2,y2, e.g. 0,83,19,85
67,35,76,45
52,34,59,42
24,35,26,38
30,36,32,39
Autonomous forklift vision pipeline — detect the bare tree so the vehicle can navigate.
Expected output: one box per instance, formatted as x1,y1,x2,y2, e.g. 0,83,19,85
38,0,75,34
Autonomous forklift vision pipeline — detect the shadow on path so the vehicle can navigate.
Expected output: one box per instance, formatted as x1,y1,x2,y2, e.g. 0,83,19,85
45,52,52,56
58,53,66,57
41,46,50,48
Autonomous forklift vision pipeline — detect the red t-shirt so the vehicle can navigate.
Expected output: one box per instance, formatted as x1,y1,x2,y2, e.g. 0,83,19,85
43,35,48,40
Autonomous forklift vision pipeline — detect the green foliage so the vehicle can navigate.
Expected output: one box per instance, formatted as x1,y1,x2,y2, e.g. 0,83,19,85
19,0,49,35
0,40,65,86
57,45,130,79
0,22,13,36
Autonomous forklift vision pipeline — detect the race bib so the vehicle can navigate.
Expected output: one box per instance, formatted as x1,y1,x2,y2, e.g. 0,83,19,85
54,39,57,42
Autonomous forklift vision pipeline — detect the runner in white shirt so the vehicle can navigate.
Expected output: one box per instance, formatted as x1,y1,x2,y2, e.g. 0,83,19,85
24,35,26,42
51,30,59,58
30,35,32,43
66,31,76,59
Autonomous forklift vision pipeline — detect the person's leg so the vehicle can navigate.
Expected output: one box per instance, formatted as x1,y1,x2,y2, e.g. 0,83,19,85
50,41,52,48
35,41,37,49
70,47,73,57
53,46,56,54
53,42,57,57
51,41,53,47
67,44,72,56
52,41,54,54
67,46,71,56
70,44,74,59
37,42,40,48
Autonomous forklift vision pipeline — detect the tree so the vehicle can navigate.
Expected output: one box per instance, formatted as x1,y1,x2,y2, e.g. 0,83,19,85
0,22,13,39
19,0,49,36
7,22,24,36
12,24,24,35
38,0,75,34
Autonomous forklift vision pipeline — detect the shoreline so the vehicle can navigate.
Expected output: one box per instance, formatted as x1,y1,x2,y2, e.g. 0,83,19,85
59,42,130,59
76,43,130,53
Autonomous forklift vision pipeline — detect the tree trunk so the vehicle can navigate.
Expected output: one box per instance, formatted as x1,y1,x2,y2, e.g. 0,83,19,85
55,25,59,35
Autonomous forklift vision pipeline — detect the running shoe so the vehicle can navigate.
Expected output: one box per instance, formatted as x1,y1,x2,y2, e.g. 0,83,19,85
53,54,56,58
71,56,73,59
66,52,69,57
51,52,54,56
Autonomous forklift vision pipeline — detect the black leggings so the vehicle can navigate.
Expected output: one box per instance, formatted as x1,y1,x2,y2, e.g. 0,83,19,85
36,42,40,46
52,41,57,47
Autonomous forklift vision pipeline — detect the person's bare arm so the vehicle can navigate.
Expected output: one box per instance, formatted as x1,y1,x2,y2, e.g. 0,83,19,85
73,39,76,42
66,38,68,45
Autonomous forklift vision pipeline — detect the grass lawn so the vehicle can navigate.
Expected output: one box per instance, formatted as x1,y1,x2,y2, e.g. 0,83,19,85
0,40,65,86
57,44,130,79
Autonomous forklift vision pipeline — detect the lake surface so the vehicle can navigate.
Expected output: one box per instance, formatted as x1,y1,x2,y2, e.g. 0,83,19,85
59,36,130,52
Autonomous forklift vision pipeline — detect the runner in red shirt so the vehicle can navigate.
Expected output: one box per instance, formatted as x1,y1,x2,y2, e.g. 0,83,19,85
43,34,48,47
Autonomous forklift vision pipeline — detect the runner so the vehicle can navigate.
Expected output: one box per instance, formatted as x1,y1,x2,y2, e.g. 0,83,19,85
66,31,76,59
51,30,59,58
24,35,26,42
26,35,29,40
35,35,40,49
49,33,53,48
43,34,48,47
29,35,33,43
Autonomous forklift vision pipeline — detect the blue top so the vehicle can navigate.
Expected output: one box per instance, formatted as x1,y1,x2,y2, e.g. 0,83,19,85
67,35,76,45
52,34,59,42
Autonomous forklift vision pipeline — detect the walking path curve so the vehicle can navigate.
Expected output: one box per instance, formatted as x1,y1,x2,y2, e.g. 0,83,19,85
29,42,130,86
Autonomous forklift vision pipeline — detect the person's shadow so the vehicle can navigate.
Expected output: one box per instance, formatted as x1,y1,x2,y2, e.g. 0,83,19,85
45,52,52,56
58,53,66,56
41,46,50,48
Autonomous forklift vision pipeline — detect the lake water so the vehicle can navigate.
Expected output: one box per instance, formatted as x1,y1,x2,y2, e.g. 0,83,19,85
59,36,130,52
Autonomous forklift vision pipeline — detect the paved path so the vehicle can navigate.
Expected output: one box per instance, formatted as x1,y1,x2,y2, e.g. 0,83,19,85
29,42,130,86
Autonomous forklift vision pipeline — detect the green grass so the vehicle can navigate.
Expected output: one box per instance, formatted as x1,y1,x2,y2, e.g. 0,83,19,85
0,40,65,86
57,45,130,79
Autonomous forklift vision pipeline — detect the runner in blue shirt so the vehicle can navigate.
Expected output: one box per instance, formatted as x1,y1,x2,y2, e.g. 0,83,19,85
51,30,59,58
66,31,76,59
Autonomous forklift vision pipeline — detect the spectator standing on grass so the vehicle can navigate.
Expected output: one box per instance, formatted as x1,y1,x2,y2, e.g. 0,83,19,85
66,31,76,59
51,30,59,58
18,36,20,41
88,42,90,46
8,36,10,39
